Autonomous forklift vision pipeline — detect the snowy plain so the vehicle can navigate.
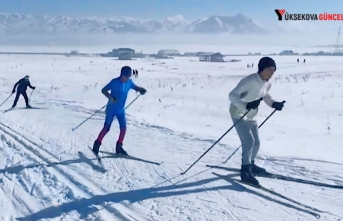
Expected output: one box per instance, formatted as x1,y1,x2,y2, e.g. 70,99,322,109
0,53,342,221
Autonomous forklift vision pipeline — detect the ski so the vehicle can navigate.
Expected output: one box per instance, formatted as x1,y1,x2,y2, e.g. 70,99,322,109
118,154,163,165
99,150,163,165
88,146,104,167
206,165,343,189
213,172,322,219
206,164,240,172
234,179,322,218
21,106,47,109
3,107,15,113
2,106,46,113
259,172,343,189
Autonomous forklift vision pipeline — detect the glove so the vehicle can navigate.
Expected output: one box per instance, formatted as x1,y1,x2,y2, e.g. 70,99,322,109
272,101,284,111
138,87,147,95
33,86,36,90
12,89,15,94
246,99,262,110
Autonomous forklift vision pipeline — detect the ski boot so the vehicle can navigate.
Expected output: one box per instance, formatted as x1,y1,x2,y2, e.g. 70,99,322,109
116,142,127,155
26,104,32,108
251,160,267,175
240,164,259,186
92,140,101,155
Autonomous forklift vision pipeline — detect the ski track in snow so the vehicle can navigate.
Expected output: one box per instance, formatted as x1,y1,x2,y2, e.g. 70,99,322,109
0,54,343,220
0,123,138,221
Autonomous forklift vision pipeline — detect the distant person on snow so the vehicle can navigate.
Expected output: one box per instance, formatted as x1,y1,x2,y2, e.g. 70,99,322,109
11,75,36,108
92,66,147,156
228,57,285,186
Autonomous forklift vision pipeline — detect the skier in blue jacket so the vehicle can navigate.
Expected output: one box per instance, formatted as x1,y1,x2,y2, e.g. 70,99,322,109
92,66,147,156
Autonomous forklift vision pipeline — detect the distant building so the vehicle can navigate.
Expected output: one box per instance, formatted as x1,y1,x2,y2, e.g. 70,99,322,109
119,52,132,60
279,50,299,55
155,54,174,59
184,52,197,56
157,50,180,56
332,50,343,55
199,53,212,61
199,52,225,62
210,52,225,62
112,48,135,57
196,52,213,57
70,50,78,55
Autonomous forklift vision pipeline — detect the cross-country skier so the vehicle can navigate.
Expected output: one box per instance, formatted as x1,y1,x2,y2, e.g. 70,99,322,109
92,66,147,156
11,75,36,108
134,69,138,78
228,57,285,186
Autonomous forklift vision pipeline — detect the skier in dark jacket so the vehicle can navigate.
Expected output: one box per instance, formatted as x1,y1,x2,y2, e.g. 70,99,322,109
12,75,36,108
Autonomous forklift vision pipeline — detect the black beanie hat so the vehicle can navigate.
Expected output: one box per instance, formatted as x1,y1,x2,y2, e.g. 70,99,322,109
120,66,132,77
258,57,276,73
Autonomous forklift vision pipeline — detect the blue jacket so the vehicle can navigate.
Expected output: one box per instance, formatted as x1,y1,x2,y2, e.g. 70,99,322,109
103,77,137,114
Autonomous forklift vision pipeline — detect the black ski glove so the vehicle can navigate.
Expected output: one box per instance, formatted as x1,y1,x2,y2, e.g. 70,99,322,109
12,89,15,94
246,98,262,110
137,87,147,95
33,86,36,90
272,101,284,111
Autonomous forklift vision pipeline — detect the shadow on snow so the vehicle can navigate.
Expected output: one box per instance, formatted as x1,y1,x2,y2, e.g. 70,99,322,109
0,150,161,175
0,152,106,174
16,172,319,220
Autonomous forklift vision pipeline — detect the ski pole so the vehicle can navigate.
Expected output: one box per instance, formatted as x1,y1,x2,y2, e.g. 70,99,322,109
180,109,252,175
72,104,107,131
72,94,141,131
124,94,140,110
222,100,286,164
180,98,265,175
29,89,34,103
0,93,13,108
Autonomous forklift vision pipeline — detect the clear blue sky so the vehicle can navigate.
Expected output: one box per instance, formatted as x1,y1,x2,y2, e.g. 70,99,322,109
0,0,341,22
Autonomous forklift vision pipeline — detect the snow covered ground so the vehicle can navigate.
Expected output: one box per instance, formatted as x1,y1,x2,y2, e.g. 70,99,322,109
0,54,343,221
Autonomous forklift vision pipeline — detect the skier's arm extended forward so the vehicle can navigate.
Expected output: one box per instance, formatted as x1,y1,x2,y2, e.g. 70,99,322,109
28,81,35,90
131,82,147,95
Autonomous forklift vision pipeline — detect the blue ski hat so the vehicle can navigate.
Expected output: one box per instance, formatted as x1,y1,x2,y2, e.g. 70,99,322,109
120,66,132,77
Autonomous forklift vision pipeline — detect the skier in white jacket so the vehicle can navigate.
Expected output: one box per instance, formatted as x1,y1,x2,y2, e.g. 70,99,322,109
229,57,285,186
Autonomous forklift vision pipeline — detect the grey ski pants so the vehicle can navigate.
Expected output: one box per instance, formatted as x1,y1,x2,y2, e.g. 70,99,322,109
231,117,260,166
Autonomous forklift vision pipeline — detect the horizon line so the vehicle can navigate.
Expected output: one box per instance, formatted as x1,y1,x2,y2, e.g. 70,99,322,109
0,11,249,21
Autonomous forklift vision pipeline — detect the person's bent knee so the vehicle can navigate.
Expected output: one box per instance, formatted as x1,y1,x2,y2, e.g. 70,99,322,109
103,123,112,132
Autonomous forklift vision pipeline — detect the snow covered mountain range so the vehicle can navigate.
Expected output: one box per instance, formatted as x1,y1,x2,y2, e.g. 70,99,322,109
0,12,267,34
